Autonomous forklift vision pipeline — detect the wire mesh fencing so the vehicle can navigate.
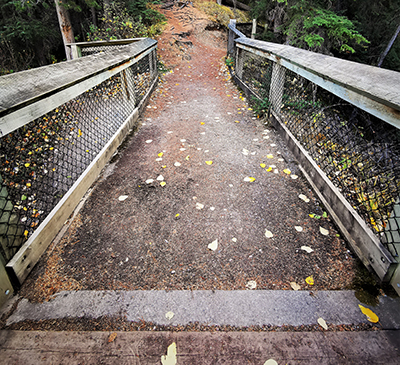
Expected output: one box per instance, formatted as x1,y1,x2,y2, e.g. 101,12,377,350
231,46,400,260
0,47,157,264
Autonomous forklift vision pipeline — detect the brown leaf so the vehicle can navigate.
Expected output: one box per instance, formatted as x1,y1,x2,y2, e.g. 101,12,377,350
108,332,117,343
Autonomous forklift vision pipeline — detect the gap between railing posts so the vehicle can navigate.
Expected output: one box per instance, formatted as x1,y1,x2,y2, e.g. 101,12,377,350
0,38,158,301
227,21,400,295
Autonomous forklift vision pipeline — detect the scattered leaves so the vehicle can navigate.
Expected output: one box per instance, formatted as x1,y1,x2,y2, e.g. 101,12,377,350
318,317,328,330
208,239,218,251
359,305,379,323
320,227,329,236
246,280,257,290
290,282,301,291
161,342,177,365
196,202,204,210
108,332,117,343
305,276,314,285
299,194,310,203
265,229,273,238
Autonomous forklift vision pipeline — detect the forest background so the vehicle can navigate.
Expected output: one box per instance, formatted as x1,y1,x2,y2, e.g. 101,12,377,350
0,0,399,74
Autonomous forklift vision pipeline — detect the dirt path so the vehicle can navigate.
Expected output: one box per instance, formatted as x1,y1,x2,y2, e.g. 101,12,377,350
17,4,367,305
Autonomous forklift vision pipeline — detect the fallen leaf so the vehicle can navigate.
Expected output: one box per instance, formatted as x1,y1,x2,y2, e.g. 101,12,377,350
162,165,167,168
210,207,215,211
278,158,284,162
180,139,186,142
264,360,278,365
205,161,213,165
78,129,82,137
322,211,328,218
242,149,249,155
299,194,310,203
118,195,128,201
244,177,256,182
175,213,180,218
157,175,164,181
156,158,163,162
290,282,301,291
145,140,153,144
161,342,177,365
158,152,164,157
235,120,240,123
185,155,190,160
174,162,181,167
246,280,257,289
301,246,314,253
267,154,274,159
291,174,299,180
232,237,237,242
260,163,266,168
265,230,273,238
165,311,174,320
180,148,186,151
145,179,154,184
318,317,328,330
266,167,272,172
320,227,329,236
160,181,166,187
358,305,379,323
208,239,218,251
295,226,303,232
283,169,291,175
200,122,205,125
196,202,204,210
108,332,117,343
305,276,314,285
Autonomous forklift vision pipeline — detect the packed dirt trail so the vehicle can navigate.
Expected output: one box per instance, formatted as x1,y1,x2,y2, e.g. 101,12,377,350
14,3,362,306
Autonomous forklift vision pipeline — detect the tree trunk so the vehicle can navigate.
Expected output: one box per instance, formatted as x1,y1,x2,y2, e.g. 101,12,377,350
54,0,75,60
104,0,111,22
377,24,400,68
91,7,97,28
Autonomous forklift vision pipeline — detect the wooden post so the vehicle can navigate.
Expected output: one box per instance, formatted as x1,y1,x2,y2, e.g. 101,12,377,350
251,19,257,39
228,19,237,57
269,62,286,115
235,47,244,79
54,0,75,61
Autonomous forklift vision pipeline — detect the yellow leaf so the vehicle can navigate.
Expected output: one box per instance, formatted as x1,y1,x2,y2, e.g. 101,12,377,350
260,163,266,168
358,305,379,323
244,177,256,182
235,120,240,123
267,154,274,159
185,155,190,160
266,167,273,172
160,181,166,187
26,183,31,187
78,129,82,137
108,332,117,343
158,152,164,157
25,163,30,167
305,276,314,285
283,169,291,175
24,230,29,237
205,161,213,165
175,213,180,218
200,122,205,125
162,165,167,168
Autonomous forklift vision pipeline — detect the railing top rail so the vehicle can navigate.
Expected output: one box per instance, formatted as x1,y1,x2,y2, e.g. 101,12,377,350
0,38,157,117
235,37,400,117
228,22,246,39
65,38,145,48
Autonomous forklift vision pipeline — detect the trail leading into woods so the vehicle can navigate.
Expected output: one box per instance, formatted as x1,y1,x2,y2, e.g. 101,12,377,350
1,3,400,363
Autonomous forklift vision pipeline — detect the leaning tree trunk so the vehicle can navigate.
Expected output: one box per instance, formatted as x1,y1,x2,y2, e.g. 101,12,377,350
54,0,75,60
377,24,400,68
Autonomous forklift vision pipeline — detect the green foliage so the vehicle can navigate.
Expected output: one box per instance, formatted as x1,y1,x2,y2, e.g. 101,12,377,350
195,1,250,27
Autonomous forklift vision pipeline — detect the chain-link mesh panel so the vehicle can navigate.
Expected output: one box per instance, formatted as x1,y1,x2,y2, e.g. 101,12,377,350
237,48,400,257
0,49,157,262
81,44,130,57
